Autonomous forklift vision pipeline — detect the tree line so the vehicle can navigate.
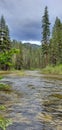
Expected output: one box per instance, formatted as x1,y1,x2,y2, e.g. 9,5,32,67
0,6,62,70
41,6,62,67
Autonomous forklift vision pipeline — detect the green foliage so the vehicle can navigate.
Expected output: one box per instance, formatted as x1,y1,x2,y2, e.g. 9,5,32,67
0,76,3,80
41,7,62,70
0,105,6,111
0,15,11,70
0,83,11,91
50,17,62,65
41,64,62,74
0,117,12,130
41,6,50,67
14,43,23,70
12,41,41,70
0,48,19,70
42,6,50,44
0,15,11,51
0,14,62,71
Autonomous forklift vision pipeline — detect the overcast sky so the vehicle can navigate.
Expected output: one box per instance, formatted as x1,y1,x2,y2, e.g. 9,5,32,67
0,0,62,44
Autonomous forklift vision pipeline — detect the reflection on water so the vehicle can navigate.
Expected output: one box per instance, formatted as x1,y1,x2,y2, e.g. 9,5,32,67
0,71,62,130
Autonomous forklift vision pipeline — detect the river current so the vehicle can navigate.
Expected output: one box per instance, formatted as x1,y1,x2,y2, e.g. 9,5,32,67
0,71,62,130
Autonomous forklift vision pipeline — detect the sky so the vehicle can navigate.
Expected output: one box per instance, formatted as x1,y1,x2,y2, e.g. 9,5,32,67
0,0,62,44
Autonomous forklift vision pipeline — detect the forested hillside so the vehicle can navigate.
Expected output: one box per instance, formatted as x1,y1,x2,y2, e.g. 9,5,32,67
12,41,41,69
0,6,62,71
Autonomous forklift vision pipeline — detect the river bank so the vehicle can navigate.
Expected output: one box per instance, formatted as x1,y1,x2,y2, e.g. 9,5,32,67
0,70,25,77
41,65,62,75
0,69,62,80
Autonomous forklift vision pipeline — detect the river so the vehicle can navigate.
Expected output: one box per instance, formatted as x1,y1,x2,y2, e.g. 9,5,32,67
0,71,62,130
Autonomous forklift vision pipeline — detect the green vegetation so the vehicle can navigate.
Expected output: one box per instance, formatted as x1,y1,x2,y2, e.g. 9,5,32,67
41,6,50,67
0,16,19,70
0,84,11,91
0,8,62,74
41,64,62,74
0,15,11,70
0,105,6,111
12,42,41,69
0,70,25,78
10,70,25,76
0,76,3,80
0,116,12,130
41,6,62,74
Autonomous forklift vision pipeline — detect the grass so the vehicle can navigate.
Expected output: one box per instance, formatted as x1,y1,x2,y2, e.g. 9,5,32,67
41,64,62,75
0,70,25,77
50,93,62,99
0,105,6,111
0,116,12,130
0,84,11,91
13,70,25,76
0,76,3,80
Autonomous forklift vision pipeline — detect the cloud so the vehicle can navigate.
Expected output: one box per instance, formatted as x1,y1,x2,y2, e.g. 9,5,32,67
11,21,41,41
0,0,62,43
0,0,42,42
22,40,41,45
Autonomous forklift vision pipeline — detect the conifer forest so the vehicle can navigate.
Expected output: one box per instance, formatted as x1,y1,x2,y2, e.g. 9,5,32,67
0,6,62,71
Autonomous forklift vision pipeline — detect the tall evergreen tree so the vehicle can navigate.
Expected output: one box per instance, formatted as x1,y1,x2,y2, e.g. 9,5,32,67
0,15,11,70
42,6,50,44
41,6,50,67
50,17,62,65
0,15,11,52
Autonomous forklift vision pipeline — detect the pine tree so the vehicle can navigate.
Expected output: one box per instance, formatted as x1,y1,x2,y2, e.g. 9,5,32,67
0,15,11,52
0,15,11,70
51,17,62,65
42,6,50,44
41,6,50,67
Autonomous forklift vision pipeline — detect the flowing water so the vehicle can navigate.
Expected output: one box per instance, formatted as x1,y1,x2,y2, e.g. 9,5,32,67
0,71,62,130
